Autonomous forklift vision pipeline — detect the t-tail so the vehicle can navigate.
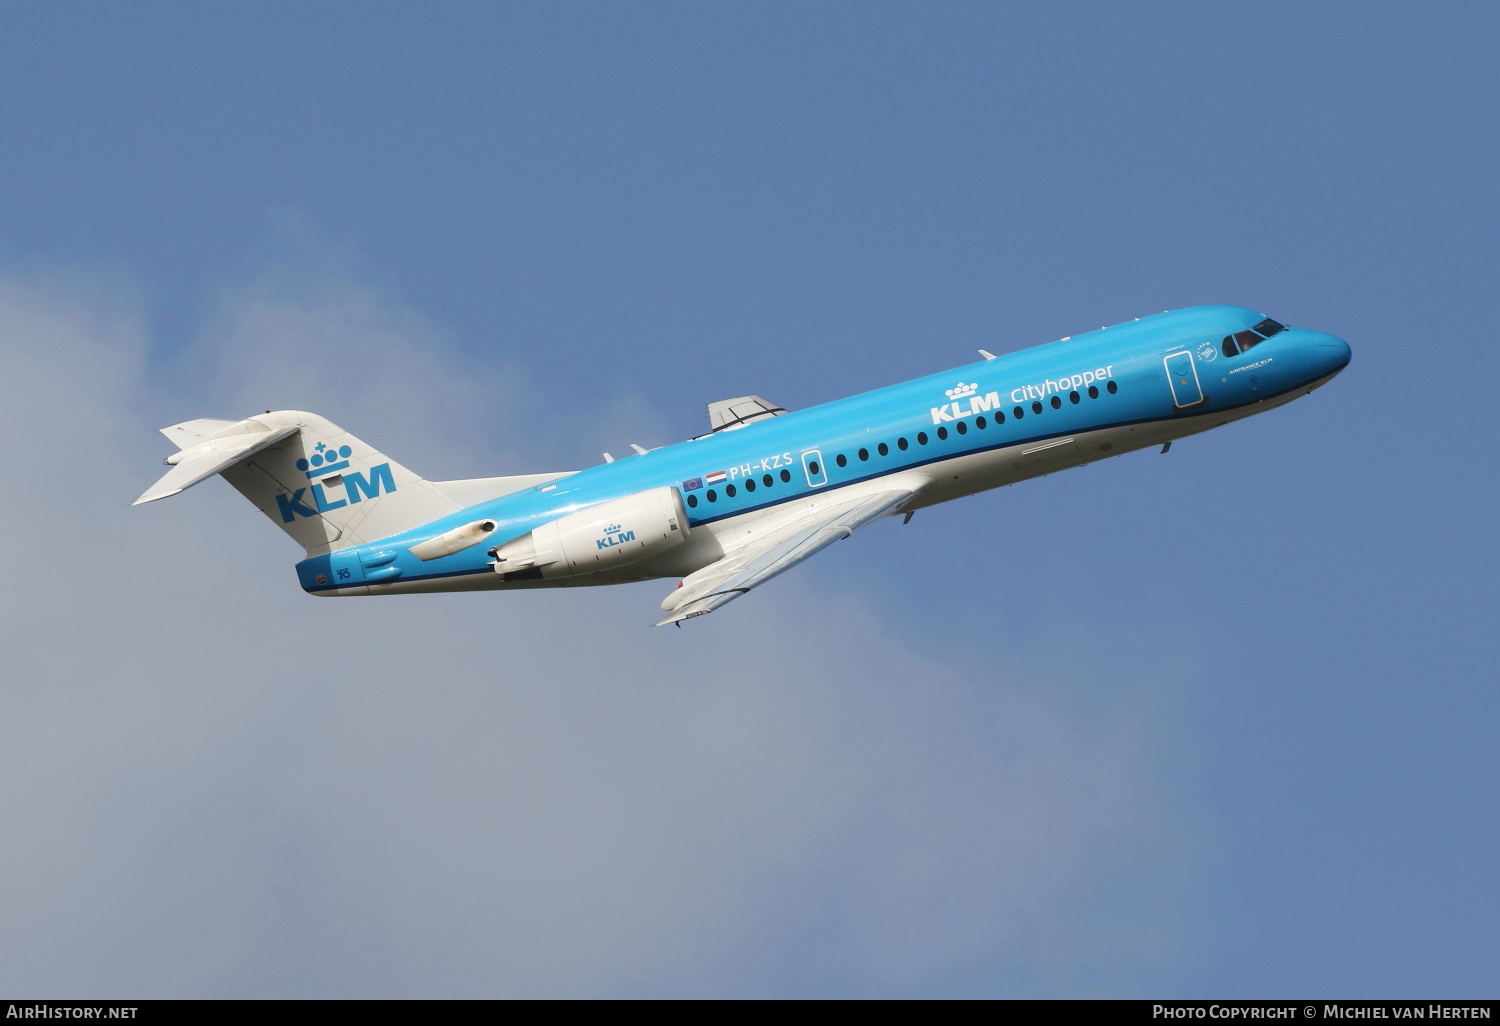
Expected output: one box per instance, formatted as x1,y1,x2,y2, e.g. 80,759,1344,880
135,411,482,557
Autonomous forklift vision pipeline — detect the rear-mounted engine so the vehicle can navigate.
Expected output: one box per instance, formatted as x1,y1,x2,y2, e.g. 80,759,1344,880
490,485,689,579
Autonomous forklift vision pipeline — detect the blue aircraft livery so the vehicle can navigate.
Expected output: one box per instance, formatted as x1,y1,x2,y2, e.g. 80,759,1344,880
134,305,1351,625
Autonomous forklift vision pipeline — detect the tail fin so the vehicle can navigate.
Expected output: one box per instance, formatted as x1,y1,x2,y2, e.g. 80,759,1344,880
135,411,462,556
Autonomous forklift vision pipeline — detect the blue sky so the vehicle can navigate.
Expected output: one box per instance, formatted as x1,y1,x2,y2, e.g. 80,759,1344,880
0,2,1494,997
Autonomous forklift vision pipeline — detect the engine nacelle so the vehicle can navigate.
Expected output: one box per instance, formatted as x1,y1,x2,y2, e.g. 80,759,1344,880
491,485,689,579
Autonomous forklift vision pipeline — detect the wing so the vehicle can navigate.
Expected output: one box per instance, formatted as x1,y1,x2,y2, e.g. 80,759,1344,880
704,395,787,434
656,480,926,626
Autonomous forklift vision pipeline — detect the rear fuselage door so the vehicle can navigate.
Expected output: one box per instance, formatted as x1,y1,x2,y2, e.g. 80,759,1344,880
1164,350,1205,409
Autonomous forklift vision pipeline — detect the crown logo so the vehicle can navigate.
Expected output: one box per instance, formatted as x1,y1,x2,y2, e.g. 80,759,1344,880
603,524,623,535
945,381,978,400
296,441,353,479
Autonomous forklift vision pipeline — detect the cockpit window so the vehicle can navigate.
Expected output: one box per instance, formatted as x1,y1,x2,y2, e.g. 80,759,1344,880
1223,318,1287,357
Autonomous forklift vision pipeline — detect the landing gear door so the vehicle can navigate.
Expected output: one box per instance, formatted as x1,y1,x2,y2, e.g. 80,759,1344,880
801,449,828,488
1164,351,1205,409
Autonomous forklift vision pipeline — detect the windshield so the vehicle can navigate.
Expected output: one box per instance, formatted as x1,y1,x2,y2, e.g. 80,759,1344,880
1222,317,1287,357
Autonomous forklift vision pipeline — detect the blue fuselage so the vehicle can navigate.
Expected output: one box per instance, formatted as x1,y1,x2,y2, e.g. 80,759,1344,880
296,305,1350,595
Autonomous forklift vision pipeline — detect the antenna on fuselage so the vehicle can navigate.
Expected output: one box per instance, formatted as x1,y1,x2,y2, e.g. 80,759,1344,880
978,349,996,360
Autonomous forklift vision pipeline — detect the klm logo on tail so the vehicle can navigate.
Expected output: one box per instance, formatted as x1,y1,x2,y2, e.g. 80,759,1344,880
297,442,351,477
276,453,397,522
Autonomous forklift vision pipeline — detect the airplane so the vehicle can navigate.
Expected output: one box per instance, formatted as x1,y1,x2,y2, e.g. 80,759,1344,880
134,305,1350,625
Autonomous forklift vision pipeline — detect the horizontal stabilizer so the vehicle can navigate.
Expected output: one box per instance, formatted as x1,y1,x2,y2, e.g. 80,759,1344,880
158,418,241,451
133,422,300,505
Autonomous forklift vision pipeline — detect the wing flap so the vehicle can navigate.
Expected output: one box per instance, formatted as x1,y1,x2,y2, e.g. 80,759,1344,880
656,484,921,625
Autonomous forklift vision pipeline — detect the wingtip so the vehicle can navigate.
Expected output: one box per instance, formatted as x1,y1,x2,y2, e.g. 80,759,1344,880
131,486,183,506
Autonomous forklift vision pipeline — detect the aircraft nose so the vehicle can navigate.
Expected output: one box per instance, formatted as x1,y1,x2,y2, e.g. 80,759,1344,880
1308,331,1352,379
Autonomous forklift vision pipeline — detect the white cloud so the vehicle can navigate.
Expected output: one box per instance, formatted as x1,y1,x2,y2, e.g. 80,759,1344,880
0,250,1204,997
